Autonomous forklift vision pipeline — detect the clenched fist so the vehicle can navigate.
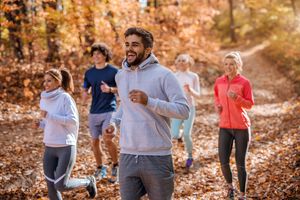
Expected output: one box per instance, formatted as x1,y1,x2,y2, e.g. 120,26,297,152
128,90,148,105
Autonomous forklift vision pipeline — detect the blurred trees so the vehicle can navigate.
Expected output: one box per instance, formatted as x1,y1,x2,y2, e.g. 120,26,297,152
228,0,236,42
3,0,26,60
214,0,300,43
0,0,223,103
0,0,221,65
214,0,300,94
43,0,60,62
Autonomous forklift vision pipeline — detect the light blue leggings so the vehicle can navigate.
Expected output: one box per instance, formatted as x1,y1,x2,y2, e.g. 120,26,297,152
171,106,196,156
43,145,90,200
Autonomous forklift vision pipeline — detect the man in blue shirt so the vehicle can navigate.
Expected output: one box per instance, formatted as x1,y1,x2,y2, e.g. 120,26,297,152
82,42,119,182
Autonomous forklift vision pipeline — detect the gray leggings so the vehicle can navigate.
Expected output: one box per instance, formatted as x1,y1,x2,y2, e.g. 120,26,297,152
43,145,90,200
218,128,250,193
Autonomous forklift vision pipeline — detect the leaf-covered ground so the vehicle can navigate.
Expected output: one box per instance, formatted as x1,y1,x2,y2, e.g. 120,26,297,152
0,47,299,199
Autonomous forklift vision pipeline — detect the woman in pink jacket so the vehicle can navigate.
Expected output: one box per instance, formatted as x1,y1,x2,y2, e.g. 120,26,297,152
214,52,254,200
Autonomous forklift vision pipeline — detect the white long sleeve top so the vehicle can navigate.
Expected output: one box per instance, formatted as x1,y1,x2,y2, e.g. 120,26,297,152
40,88,79,146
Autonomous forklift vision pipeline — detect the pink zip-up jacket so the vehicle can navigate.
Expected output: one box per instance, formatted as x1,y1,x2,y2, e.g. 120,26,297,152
214,74,254,129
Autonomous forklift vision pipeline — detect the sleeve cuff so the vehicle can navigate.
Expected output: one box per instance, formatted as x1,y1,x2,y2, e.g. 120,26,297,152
146,97,157,110
235,95,243,103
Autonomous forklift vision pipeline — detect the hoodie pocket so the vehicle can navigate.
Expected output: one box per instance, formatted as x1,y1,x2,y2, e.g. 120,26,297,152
120,120,171,152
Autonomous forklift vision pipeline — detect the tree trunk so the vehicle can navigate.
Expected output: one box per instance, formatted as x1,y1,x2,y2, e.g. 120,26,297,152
0,5,2,54
249,7,256,30
4,0,26,60
70,0,83,49
291,0,298,17
43,0,60,63
84,6,95,52
80,0,96,54
147,0,159,8
106,10,119,42
228,0,237,43
24,0,36,62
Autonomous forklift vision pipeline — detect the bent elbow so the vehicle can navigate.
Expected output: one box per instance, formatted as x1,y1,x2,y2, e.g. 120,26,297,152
247,104,254,110
243,102,254,110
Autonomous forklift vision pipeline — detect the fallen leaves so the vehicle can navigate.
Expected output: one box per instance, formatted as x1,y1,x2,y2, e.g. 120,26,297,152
0,52,299,199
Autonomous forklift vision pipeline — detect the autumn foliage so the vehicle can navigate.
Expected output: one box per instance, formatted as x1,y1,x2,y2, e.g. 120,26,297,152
0,0,299,199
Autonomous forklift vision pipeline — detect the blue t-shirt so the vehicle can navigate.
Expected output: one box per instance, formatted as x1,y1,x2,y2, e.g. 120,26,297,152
83,64,118,114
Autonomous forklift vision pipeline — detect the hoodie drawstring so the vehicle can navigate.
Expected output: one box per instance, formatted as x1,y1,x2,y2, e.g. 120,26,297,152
135,155,139,163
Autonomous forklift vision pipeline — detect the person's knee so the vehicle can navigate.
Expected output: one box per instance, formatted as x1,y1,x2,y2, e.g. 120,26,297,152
171,131,180,139
54,182,67,192
220,162,230,168
236,164,246,171
91,139,100,147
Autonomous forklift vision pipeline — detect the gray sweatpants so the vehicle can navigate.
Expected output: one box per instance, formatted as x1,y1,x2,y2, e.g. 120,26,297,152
43,145,90,200
119,153,174,200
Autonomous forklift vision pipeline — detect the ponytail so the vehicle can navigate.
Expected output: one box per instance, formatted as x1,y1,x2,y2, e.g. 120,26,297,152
45,68,74,93
60,68,74,93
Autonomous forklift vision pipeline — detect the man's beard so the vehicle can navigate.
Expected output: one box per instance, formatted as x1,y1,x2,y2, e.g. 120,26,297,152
127,50,145,66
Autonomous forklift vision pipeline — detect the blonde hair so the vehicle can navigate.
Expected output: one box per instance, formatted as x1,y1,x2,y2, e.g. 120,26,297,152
224,51,243,72
175,54,195,66
45,68,74,93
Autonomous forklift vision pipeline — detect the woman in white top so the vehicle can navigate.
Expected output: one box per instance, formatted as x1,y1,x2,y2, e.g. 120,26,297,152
171,54,201,170
35,68,97,199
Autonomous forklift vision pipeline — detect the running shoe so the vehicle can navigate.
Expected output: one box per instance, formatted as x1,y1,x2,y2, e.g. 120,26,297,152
94,165,107,180
185,158,193,168
227,187,235,200
86,176,97,198
109,165,119,183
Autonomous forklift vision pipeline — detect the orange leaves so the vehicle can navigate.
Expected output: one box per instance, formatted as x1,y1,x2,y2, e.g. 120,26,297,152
23,78,31,87
0,95,299,199
5,76,11,82
23,87,34,100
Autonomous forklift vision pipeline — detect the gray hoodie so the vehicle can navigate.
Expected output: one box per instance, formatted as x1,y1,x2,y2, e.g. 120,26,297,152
111,54,190,155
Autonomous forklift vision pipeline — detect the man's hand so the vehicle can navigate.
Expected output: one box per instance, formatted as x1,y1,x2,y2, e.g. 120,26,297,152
183,84,191,93
41,110,47,118
103,124,116,140
128,90,148,105
101,81,111,93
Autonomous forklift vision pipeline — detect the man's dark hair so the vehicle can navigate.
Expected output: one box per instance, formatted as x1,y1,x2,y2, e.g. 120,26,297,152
124,27,154,48
90,42,112,62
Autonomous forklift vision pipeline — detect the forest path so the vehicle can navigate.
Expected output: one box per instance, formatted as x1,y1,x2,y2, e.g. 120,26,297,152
0,44,299,199
172,44,299,199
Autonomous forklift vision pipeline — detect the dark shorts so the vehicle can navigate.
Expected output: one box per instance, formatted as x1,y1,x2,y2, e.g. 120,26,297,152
119,153,174,200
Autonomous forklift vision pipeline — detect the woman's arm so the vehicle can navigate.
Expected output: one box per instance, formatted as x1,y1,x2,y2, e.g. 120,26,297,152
46,96,78,126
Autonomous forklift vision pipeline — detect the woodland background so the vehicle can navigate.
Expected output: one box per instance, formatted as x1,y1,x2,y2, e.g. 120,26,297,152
0,0,299,199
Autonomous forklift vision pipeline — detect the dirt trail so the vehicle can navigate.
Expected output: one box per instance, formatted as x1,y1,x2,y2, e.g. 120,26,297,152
171,45,298,199
0,45,299,199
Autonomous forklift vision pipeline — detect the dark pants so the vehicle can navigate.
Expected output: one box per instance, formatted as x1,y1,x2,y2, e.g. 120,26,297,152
119,153,174,200
218,128,251,193
43,145,89,200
